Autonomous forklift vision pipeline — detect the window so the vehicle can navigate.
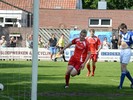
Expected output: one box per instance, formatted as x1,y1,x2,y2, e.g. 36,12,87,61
4,24,18,27
4,18,19,27
0,17,3,23
89,18,112,27
5,24,13,27
90,19,99,25
5,18,17,23
101,19,110,25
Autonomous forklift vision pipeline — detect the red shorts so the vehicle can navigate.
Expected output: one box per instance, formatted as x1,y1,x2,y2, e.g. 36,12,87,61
68,56,83,71
90,54,98,62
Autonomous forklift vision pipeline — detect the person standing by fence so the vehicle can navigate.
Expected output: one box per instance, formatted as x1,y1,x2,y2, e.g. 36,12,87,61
54,33,67,62
102,37,110,49
9,36,18,47
48,33,57,60
111,35,118,49
0,35,7,47
26,34,33,48
38,35,44,48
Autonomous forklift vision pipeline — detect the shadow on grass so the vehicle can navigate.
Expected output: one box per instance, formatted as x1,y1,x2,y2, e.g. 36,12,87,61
38,65,65,68
38,74,64,81
0,61,32,69
37,83,133,100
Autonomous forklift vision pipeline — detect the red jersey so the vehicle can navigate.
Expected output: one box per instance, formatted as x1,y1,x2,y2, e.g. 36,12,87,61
71,38,90,62
86,36,101,54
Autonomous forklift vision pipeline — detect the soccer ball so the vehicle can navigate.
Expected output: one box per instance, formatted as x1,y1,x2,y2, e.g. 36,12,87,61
0,83,4,91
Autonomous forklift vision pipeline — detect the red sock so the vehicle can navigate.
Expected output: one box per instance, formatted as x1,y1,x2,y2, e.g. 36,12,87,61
65,74,70,86
92,66,96,74
87,64,91,73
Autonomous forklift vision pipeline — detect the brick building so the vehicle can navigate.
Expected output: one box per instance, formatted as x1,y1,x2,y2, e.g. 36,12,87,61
0,0,132,30
0,0,133,46
39,9,133,30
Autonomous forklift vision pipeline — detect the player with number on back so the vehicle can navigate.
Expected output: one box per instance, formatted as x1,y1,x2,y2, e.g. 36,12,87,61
86,29,102,77
60,29,91,88
118,23,133,89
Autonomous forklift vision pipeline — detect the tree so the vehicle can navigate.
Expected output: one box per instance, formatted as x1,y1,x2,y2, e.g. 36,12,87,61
107,0,133,9
82,0,98,9
82,0,133,9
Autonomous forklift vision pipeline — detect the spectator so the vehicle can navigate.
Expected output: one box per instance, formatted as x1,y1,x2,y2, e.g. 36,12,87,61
48,33,57,60
44,42,49,49
102,37,110,49
16,36,23,47
54,33,67,62
26,34,33,48
74,26,78,30
38,35,44,48
9,36,18,47
111,35,118,49
0,35,7,47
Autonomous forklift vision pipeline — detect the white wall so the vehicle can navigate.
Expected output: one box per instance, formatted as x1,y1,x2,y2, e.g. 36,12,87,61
0,10,28,27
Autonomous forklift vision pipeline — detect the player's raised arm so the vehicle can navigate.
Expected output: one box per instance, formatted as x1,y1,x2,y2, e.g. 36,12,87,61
60,42,72,54
118,33,122,46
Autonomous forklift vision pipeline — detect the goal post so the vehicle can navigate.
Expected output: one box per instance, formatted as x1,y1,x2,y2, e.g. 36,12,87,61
31,0,40,100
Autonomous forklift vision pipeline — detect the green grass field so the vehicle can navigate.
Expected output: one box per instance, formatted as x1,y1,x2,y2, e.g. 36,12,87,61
0,61,133,100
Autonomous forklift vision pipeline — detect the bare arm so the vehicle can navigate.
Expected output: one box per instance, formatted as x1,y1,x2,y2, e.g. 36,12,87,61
118,35,122,46
15,37,18,43
118,30,122,46
56,42,59,46
48,40,50,46
0,40,4,45
97,45,102,53
80,51,91,70
60,42,72,54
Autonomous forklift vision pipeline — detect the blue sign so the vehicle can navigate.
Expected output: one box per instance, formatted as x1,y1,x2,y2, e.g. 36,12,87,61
101,52,120,56
69,30,112,43
88,32,112,43
69,30,81,41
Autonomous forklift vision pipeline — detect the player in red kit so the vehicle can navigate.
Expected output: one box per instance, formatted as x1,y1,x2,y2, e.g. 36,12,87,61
60,29,91,88
86,29,102,77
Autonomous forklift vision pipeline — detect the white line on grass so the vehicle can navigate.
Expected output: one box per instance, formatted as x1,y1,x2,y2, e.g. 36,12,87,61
110,79,119,83
0,95,14,100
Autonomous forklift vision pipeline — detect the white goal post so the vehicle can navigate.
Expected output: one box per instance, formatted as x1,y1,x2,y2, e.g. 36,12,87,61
31,0,40,100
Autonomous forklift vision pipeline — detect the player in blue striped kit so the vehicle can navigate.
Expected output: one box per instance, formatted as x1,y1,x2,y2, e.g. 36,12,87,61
118,23,133,89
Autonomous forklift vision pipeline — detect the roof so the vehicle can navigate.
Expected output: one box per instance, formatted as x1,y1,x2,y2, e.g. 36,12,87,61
40,0,77,9
0,0,77,12
0,0,33,11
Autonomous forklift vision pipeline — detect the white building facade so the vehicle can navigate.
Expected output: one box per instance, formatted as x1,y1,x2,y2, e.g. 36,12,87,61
0,10,28,27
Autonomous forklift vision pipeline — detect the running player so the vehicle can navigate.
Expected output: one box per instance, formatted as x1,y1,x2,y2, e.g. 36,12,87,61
60,29,91,88
86,29,102,76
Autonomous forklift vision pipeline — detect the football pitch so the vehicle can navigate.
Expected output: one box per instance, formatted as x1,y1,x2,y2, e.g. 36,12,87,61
0,61,133,100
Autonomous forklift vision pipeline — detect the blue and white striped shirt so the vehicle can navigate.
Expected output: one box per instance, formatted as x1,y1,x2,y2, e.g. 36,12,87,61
120,31,133,47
